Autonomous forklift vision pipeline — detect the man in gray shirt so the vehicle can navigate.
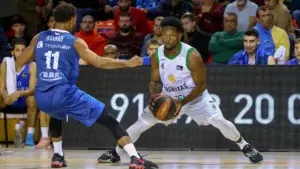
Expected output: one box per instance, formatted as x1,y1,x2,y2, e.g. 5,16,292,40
224,0,258,31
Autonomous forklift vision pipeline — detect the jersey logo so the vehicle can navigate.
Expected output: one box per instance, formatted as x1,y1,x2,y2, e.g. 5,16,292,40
176,65,183,71
21,72,28,78
37,41,43,48
168,74,176,84
161,63,164,69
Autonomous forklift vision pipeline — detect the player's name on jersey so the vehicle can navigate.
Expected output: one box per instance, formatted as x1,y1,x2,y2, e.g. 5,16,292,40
164,83,189,92
46,35,64,42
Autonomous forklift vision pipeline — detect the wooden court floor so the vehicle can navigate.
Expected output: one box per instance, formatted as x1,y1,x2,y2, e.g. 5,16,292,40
1,148,299,169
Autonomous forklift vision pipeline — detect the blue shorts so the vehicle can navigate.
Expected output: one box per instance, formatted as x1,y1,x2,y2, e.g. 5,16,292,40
35,84,105,127
11,97,26,110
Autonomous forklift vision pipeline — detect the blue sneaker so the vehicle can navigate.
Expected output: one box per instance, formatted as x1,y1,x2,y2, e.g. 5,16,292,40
24,133,35,147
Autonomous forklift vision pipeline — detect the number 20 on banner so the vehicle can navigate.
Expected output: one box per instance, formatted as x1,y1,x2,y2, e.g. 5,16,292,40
110,93,300,125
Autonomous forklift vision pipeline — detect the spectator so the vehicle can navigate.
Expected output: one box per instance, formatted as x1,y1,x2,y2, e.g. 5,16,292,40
181,13,211,62
196,0,224,34
254,7,290,61
147,39,161,57
264,0,295,38
209,12,244,64
285,38,300,65
103,44,119,59
148,0,193,19
109,13,143,59
224,0,258,32
59,0,109,31
114,0,151,37
17,0,52,36
0,39,50,148
8,16,32,46
74,15,107,56
0,28,11,62
141,16,163,57
46,13,55,29
290,1,300,28
229,29,276,65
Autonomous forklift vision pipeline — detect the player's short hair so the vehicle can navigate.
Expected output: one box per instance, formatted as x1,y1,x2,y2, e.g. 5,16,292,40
244,29,259,38
147,39,162,48
181,13,196,22
53,3,76,23
295,38,300,45
160,16,184,33
11,38,26,50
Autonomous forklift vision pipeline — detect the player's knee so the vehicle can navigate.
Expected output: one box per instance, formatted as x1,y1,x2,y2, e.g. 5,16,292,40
26,96,37,109
208,113,228,128
49,117,62,138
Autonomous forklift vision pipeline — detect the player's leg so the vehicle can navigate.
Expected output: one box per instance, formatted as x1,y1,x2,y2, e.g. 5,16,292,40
35,111,51,149
49,117,67,168
98,106,159,164
25,96,38,147
95,109,158,169
187,91,263,163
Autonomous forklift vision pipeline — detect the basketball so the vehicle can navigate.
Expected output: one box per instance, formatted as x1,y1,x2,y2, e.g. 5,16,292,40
151,95,177,121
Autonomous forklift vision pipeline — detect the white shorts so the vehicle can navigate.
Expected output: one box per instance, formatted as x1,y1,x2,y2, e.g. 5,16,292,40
140,90,222,126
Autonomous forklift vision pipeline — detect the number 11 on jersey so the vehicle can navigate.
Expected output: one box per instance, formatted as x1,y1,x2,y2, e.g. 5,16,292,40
45,51,60,70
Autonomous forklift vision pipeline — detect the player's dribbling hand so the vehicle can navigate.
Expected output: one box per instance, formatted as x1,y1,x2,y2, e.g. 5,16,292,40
127,56,143,67
149,93,162,112
172,100,182,119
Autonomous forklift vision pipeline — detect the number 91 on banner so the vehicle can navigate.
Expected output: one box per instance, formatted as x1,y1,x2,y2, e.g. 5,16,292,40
110,93,300,125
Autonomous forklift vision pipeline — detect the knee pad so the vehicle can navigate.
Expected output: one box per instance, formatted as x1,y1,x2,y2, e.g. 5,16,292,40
49,117,62,138
96,110,128,141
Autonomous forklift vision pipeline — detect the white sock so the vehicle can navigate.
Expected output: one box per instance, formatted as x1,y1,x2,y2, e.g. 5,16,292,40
115,145,124,155
27,127,35,134
53,141,64,156
41,127,49,138
123,143,139,158
236,137,248,150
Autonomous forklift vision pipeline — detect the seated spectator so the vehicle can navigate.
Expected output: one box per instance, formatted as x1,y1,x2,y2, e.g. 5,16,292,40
196,0,224,34
141,16,163,57
147,39,161,57
147,0,193,19
103,44,119,59
224,0,258,32
75,15,107,56
291,1,300,28
46,13,55,30
0,28,11,62
0,39,50,148
209,12,244,64
109,13,143,59
229,29,276,65
264,0,295,38
8,16,32,46
285,38,300,65
254,7,290,61
114,0,151,37
181,13,211,61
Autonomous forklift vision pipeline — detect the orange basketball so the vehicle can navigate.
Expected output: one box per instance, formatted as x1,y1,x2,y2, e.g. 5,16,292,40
152,95,177,121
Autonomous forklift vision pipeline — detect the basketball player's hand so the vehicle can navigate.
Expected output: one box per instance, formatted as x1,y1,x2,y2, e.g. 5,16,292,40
172,100,182,118
127,56,143,67
7,91,21,105
149,93,162,111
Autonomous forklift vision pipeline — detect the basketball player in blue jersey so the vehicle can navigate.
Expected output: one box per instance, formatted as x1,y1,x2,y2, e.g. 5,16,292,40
0,38,50,148
15,4,158,169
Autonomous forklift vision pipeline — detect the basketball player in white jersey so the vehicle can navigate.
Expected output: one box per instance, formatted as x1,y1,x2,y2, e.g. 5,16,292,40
98,16,263,165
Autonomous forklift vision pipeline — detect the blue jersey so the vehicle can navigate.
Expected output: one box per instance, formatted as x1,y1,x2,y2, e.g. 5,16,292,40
34,29,105,127
16,64,30,90
35,29,79,92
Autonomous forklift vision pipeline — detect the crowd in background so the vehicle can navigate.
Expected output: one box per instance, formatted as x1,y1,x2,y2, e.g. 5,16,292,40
0,0,300,65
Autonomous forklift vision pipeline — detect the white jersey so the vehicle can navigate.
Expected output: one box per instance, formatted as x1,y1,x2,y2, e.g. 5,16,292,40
156,42,196,99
